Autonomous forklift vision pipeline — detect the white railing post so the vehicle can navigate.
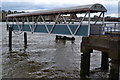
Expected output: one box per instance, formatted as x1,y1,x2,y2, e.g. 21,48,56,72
88,11,91,36
102,12,105,34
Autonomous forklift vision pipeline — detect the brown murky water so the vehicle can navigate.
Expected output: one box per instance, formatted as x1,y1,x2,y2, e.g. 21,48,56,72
2,22,109,79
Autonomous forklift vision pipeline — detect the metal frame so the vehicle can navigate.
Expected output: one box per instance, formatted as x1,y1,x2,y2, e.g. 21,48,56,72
12,17,23,35
74,11,88,35
32,16,40,33
94,12,103,25
50,14,60,33
102,12,105,34
61,14,74,36
6,11,107,36
88,11,91,36
6,3,108,36
40,15,50,33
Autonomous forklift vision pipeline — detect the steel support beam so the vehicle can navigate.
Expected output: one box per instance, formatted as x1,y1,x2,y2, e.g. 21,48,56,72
74,12,88,35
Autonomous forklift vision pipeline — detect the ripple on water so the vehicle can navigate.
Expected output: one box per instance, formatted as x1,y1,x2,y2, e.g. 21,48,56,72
2,23,110,78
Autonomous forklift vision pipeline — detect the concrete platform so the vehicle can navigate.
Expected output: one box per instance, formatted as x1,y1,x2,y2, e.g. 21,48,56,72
80,33,120,80
81,35,120,60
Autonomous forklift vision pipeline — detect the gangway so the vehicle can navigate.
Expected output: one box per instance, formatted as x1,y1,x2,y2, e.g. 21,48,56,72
6,3,107,36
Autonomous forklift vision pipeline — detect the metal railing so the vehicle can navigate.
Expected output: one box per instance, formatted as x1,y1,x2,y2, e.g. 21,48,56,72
90,22,120,35
104,23,120,32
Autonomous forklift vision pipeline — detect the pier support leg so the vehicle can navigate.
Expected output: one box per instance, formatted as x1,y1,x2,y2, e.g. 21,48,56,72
101,52,109,70
9,27,12,51
80,53,90,77
24,32,27,49
109,60,120,80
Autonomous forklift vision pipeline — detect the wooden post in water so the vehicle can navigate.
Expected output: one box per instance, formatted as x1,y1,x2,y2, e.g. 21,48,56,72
80,37,93,77
24,32,27,49
9,27,12,51
80,53,91,77
101,52,109,70
109,60,120,80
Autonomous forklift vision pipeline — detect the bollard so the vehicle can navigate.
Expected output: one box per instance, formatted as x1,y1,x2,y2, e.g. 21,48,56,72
101,52,109,70
80,53,91,77
56,35,59,40
24,32,27,49
9,27,12,51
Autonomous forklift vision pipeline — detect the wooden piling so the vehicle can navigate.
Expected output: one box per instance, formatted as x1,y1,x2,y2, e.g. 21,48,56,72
9,27,12,51
101,52,109,70
109,60,120,80
24,32,27,48
80,53,90,77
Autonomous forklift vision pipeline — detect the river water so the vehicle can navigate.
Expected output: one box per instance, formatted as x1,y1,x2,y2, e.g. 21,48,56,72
1,22,110,79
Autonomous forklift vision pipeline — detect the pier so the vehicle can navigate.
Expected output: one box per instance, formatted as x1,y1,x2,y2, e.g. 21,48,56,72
80,34,120,79
5,3,120,79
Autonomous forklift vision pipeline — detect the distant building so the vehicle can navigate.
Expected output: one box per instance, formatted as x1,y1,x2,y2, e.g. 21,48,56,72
1,10,25,21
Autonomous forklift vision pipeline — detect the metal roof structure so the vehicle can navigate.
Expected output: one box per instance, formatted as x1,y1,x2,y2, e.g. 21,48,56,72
6,3,107,18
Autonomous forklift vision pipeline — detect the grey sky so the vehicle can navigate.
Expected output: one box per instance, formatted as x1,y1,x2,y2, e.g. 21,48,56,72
1,0,119,17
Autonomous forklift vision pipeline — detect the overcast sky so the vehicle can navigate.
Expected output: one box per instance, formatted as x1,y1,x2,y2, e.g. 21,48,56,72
1,0,119,17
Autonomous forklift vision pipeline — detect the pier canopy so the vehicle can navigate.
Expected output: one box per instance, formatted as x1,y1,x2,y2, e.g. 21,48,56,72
6,3,107,36
6,3,107,18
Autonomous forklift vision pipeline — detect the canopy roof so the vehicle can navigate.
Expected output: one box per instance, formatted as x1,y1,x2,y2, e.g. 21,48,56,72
6,3,107,18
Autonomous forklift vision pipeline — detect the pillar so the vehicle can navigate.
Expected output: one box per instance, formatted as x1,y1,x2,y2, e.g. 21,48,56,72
9,27,12,51
24,32,27,49
101,52,109,70
80,53,91,77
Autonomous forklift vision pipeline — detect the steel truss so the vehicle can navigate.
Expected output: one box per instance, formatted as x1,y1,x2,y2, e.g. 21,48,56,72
6,12,105,36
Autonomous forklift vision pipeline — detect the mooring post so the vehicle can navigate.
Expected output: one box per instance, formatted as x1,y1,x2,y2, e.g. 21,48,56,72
9,27,12,51
80,37,92,77
109,60,120,80
80,53,91,77
101,52,109,70
55,35,59,40
24,32,27,49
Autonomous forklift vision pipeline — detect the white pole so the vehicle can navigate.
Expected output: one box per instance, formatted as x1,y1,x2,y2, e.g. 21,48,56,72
88,11,91,36
102,12,105,34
